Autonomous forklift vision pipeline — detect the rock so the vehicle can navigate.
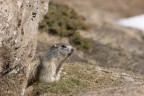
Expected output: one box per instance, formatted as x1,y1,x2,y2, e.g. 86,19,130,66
0,0,50,95
122,76,135,82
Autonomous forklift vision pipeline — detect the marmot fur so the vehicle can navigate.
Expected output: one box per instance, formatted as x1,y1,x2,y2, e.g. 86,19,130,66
26,43,74,87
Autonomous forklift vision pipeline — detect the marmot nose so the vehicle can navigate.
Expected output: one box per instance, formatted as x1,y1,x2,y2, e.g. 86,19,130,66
68,48,74,56
71,49,74,52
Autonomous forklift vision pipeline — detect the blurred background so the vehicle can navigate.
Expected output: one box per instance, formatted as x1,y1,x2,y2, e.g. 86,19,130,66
35,0,144,95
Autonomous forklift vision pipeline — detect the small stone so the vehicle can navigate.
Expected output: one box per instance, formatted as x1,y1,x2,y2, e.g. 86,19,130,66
122,76,135,82
63,72,67,75
111,73,121,80
122,73,131,77
95,66,102,71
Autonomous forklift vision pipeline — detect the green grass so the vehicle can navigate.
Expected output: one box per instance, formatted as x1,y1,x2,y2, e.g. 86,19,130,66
33,77,90,95
39,2,92,51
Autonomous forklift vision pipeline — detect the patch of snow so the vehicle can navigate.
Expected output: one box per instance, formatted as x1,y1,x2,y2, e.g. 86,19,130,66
117,14,144,31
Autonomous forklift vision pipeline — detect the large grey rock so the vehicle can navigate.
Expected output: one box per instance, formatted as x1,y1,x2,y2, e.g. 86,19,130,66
0,0,50,95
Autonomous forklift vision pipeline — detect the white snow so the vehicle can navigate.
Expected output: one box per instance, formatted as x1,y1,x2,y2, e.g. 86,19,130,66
117,14,144,31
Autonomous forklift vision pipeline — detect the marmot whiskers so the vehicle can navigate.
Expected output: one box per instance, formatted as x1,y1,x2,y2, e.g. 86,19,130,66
26,43,74,87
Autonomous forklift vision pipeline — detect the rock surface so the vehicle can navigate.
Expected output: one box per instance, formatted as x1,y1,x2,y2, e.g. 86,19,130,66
0,0,50,95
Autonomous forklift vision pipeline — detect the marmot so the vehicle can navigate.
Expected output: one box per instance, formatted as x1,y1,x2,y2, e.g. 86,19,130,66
26,43,74,87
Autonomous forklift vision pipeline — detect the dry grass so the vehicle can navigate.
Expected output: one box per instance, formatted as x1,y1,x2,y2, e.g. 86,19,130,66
83,84,144,96
86,42,144,75
28,63,144,96
50,0,144,75
34,1,144,95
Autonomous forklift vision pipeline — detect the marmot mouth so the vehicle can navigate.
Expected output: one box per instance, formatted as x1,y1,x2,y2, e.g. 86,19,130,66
68,49,74,56
68,53,72,56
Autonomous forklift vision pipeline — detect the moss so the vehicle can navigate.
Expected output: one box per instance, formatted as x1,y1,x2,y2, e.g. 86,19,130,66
39,2,92,51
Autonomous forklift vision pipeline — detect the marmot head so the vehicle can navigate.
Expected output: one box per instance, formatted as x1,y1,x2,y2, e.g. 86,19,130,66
49,43,74,58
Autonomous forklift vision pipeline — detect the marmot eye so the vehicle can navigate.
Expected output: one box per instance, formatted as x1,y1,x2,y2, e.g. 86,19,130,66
61,45,66,48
